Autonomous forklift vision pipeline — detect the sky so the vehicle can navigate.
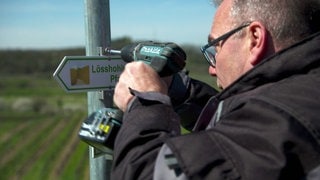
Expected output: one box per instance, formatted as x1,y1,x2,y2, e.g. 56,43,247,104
0,0,216,50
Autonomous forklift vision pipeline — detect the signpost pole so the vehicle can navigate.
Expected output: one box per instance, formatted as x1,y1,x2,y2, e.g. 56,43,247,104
84,0,112,179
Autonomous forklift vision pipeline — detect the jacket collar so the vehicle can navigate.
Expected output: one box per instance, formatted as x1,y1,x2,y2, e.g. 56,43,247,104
217,32,320,100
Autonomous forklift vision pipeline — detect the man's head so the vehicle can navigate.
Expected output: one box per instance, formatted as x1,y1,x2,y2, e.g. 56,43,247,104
206,0,320,89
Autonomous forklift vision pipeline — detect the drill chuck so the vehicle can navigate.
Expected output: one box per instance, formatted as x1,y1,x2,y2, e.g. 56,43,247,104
106,43,142,63
106,49,121,55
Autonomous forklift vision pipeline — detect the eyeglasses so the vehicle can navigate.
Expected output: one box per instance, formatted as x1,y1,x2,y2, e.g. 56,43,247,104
200,22,251,67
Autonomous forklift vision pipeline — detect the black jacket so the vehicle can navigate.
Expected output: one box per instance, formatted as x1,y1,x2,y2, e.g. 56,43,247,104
111,32,320,180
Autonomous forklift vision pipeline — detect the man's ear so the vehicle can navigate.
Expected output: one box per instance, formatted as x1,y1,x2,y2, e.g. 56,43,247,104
247,21,268,65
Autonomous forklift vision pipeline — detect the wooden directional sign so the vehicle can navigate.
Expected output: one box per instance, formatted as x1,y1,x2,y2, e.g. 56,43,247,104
53,56,126,92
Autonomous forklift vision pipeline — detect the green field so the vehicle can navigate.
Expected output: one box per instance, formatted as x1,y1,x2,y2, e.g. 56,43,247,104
0,45,216,179
0,75,90,180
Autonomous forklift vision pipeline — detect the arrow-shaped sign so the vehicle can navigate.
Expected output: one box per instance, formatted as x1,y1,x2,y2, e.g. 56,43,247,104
53,56,126,92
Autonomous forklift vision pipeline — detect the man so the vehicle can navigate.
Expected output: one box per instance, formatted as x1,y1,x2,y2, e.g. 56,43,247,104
112,0,320,179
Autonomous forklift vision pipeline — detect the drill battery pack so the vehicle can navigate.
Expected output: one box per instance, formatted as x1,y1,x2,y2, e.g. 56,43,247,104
78,108,122,152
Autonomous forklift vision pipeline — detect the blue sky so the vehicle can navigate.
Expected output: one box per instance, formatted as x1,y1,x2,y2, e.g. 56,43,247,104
0,0,216,49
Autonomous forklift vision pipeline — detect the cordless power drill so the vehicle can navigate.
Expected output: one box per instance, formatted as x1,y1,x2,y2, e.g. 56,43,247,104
78,41,186,152
107,41,186,76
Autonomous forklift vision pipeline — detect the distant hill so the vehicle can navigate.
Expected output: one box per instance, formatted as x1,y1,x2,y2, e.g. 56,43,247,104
0,36,210,84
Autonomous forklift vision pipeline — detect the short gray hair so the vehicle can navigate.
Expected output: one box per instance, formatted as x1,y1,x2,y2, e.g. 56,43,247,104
212,0,320,48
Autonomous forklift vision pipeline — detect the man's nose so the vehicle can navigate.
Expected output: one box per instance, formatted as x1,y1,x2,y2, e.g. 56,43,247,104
208,66,216,76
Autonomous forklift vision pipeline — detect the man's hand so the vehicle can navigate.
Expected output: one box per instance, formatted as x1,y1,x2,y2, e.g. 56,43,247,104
114,61,169,112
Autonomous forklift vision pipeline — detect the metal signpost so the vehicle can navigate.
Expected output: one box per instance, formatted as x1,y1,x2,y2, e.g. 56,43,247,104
84,0,113,179
53,0,115,179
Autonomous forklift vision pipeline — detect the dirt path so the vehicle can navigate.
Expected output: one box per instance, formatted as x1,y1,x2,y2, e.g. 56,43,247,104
12,117,68,180
0,119,53,167
0,120,31,144
48,118,83,180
